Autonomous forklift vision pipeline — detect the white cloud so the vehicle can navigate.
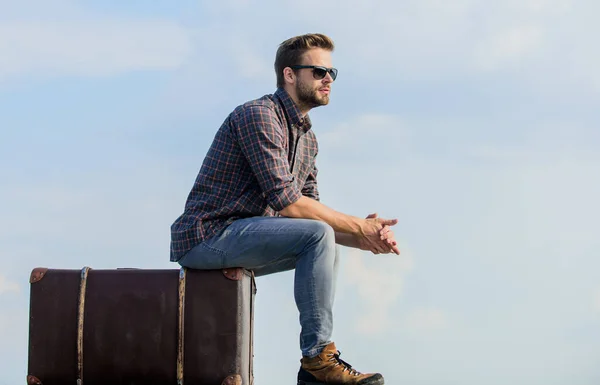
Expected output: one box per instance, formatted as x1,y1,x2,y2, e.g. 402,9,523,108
227,0,595,93
474,25,544,71
0,20,192,80
594,288,600,315
319,114,408,150
0,161,186,272
319,110,600,346
344,247,414,335
1,0,596,94
316,113,415,178
231,44,272,80
402,307,449,334
0,0,77,19
528,0,573,13
0,275,19,295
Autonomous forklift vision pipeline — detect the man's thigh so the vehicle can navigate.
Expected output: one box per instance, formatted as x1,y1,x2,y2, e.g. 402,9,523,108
178,216,332,271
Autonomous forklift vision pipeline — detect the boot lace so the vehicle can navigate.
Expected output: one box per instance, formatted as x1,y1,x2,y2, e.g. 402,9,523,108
327,350,361,376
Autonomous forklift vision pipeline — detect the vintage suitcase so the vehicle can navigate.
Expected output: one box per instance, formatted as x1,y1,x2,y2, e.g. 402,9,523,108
27,266,256,385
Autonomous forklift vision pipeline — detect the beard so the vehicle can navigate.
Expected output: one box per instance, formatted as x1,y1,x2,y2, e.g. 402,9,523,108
296,79,329,111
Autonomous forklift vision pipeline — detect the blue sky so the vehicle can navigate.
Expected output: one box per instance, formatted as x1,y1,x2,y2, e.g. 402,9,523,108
1,1,599,384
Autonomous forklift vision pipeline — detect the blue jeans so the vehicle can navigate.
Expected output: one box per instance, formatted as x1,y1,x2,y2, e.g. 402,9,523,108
177,216,340,358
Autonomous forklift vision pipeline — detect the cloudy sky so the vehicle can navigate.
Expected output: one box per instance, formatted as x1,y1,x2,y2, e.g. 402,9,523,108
1,0,599,384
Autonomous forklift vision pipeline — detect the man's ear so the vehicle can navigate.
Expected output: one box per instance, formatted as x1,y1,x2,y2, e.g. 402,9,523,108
283,67,296,85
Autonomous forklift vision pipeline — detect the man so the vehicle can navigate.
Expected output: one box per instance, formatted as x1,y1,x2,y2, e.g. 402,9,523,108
170,33,399,385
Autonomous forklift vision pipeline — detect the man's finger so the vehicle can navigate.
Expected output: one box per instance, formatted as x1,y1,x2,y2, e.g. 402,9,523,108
381,218,398,226
380,227,391,239
386,239,395,252
374,244,386,254
382,239,398,254
377,239,392,253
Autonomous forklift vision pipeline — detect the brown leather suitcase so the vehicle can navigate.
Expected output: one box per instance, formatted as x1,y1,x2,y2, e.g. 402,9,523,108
26,266,256,385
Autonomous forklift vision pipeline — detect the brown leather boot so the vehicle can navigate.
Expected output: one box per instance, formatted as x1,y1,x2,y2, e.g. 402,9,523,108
297,342,384,385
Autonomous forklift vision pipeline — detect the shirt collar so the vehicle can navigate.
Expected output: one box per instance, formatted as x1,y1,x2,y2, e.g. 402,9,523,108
274,87,312,132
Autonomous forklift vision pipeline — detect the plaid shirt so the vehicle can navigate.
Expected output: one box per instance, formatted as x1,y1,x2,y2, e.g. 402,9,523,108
170,88,320,262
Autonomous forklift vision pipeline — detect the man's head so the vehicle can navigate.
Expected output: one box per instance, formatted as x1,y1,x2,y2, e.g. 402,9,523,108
275,33,337,114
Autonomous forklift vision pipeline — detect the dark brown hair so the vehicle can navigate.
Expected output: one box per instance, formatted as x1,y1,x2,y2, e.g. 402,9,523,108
274,33,335,88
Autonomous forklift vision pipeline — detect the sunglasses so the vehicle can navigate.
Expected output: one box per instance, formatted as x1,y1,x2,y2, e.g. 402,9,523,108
291,65,338,81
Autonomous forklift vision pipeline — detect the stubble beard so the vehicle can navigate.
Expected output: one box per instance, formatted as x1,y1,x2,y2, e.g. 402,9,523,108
296,80,329,111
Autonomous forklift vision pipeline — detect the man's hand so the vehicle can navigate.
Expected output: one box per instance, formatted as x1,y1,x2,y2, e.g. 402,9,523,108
358,213,400,255
278,196,400,255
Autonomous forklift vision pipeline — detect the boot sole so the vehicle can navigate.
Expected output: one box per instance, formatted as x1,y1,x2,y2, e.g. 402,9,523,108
298,376,385,385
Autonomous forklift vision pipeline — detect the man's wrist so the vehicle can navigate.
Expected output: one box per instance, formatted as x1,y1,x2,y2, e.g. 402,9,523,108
335,231,361,249
334,214,364,236
352,217,366,237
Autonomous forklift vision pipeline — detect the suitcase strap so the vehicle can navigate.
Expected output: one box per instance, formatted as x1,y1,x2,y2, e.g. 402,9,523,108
177,267,187,385
77,267,91,385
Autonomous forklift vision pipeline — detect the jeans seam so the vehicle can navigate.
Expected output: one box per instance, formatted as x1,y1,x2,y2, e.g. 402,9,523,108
299,230,325,357
201,241,227,256
200,241,227,268
227,228,321,235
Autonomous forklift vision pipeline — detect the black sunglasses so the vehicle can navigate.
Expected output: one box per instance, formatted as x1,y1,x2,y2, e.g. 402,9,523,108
291,65,338,81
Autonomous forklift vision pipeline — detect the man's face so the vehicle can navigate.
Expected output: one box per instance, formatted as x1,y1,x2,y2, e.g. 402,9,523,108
294,48,335,110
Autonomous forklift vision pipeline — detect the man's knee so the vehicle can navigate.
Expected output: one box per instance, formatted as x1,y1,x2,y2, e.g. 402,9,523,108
307,220,336,245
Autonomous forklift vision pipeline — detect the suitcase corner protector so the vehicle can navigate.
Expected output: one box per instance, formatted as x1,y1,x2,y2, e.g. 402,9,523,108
29,268,48,284
221,374,242,385
222,268,244,281
27,374,42,385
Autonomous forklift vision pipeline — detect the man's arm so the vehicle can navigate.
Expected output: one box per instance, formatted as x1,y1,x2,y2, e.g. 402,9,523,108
300,163,367,249
334,213,398,252
296,162,399,254
235,106,303,212
280,196,363,234
234,105,398,254
301,162,320,201
279,196,400,254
